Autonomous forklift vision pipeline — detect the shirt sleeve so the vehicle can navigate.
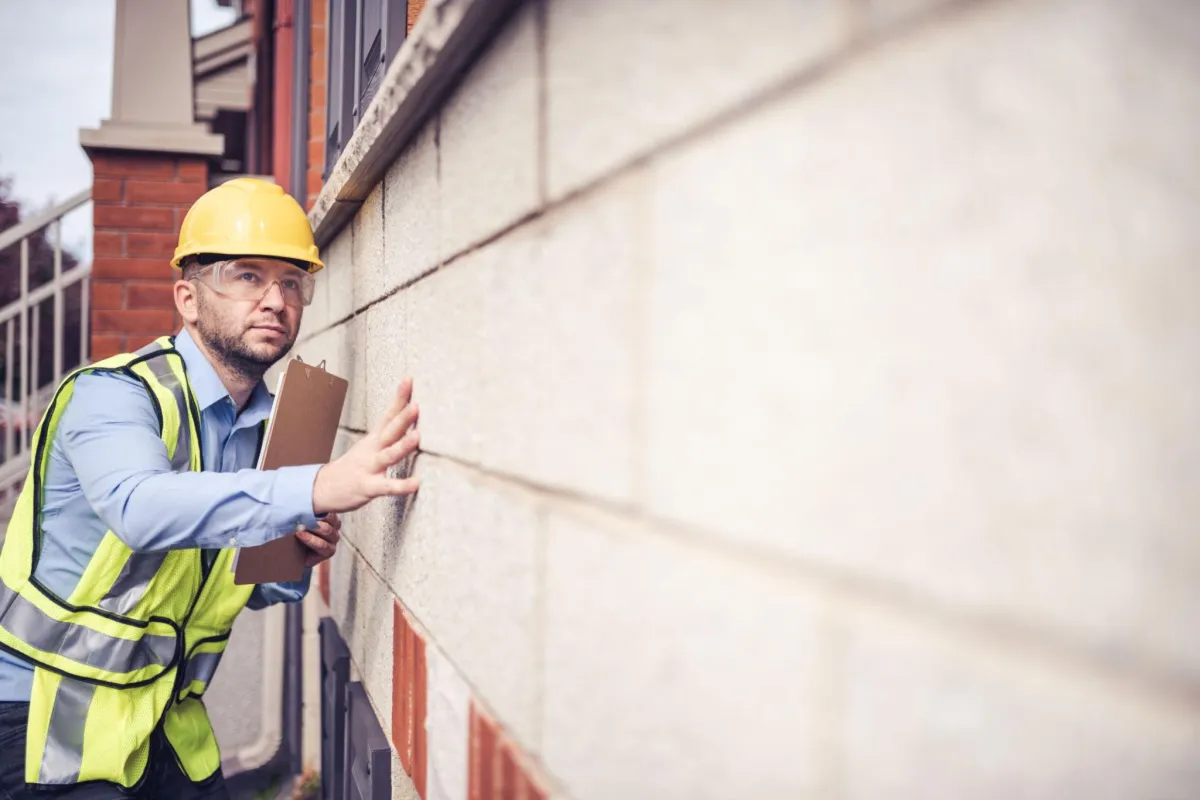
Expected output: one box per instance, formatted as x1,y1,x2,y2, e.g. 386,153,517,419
58,370,322,553
246,570,313,610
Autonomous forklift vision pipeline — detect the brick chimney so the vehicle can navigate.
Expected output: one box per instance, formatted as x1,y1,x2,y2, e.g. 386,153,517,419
80,0,225,359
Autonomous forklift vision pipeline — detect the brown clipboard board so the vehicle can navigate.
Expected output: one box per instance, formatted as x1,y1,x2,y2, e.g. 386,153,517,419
232,357,348,585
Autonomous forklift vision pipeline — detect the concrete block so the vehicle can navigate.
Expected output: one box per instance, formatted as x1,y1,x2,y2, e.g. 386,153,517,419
860,0,956,31
839,605,1200,800
392,747,421,800
363,291,409,432
440,2,539,258
407,178,639,502
299,263,333,339
641,0,1200,680
352,181,386,311
424,644,472,800
327,533,356,641
377,121,441,302
387,456,542,749
404,258,486,462
323,228,356,323
545,0,849,198
475,180,640,502
542,506,826,800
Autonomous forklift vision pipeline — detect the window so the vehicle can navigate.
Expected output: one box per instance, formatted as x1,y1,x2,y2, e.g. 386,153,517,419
325,0,409,177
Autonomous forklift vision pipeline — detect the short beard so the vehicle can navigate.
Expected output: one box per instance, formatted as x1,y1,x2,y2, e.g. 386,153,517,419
195,295,290,384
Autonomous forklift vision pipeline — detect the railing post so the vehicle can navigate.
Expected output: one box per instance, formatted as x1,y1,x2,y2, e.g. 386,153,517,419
31,305,40,416
80,277,90,366
53,219,64,384
18,239,28,455
0,188,92,510
4,319,12,462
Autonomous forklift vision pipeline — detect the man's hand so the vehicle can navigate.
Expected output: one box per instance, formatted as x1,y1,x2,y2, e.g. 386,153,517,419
297,513,341,567
312,377,420,516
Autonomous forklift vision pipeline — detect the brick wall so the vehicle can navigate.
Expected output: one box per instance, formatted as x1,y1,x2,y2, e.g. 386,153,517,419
300,0,1200,797
306,0,327,210
87,151,207,359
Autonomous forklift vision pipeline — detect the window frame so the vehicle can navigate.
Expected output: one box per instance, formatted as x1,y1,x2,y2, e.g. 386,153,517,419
324,0,407,177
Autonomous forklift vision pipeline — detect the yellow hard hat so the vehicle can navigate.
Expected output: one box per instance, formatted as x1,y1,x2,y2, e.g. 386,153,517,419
171,177,324,273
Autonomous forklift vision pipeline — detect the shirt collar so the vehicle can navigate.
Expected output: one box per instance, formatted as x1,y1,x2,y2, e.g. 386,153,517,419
173,329,274,422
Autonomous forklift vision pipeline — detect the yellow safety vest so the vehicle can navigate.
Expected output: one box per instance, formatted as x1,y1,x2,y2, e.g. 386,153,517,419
0,336,257,789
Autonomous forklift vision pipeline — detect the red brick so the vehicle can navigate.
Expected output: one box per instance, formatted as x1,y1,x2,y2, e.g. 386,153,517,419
309,82,327,109
472,706,496,800
90,335,124,360
307,171,323,199
307,140,324,169
311,25,326,55
177,160,207,183
126,282,177,310
91,153,175,180
92,178,123,203
124,180,206,205
408,0,426,33
91,283,123,310
317,561,330,604
500,742,520,800
521,775,548,800
94,205,176,232
91,258,172,281
393,604,411,772
94,231,124,257
468,709,479,800
93,309,176,336
126,233,178,259
413,632,427,798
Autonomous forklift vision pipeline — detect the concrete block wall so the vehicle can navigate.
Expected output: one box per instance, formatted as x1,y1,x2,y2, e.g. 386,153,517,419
298,0,1200,796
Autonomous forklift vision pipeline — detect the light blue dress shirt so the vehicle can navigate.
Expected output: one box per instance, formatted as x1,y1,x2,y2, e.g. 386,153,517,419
0,329,323,700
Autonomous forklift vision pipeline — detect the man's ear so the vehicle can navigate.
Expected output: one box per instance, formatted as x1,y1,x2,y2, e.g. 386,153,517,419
175,279,200,324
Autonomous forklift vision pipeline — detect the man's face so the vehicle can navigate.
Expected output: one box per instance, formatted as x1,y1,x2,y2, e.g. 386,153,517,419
189,258,309,377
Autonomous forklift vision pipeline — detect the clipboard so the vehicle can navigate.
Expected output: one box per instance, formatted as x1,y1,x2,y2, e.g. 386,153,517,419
232,357,349,585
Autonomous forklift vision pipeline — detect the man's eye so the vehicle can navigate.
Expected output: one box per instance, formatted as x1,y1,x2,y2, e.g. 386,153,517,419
282,278,302,291
236,272,261,283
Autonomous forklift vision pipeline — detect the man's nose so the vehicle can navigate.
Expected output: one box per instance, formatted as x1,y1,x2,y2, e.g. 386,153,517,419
259,281,287,310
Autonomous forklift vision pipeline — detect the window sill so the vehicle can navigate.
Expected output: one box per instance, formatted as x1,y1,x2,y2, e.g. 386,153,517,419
308,0,522,248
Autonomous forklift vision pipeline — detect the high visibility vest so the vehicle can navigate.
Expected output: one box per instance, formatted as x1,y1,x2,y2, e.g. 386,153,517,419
0,337,257,789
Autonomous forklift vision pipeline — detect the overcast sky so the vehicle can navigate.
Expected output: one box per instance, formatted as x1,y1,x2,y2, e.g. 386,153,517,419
0,1,238,260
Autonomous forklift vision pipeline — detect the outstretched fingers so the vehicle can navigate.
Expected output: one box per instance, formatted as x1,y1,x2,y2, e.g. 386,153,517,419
377,431,420,469
378,378,414,428
376,402,418,448
371,474,420,497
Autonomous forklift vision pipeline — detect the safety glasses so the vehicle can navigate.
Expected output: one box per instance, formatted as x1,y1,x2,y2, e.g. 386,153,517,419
190,259,317,308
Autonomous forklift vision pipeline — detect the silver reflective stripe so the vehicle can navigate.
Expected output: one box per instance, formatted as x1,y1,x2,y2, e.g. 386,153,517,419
38,677,96,784
183,650,223,689
0,582,175,675
142,354,192,472
96,551,168,615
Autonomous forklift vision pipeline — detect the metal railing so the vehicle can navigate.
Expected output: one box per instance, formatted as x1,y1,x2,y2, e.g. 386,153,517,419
0,189,93,513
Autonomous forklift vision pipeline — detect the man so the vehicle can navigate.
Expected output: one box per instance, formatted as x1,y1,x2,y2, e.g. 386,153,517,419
0,178,419,799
